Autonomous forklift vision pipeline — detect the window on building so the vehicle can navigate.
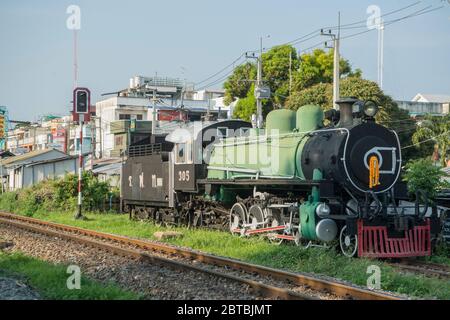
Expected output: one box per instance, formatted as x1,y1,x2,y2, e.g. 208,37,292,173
115,135,125,148
119,114,143,120
119,114,131,120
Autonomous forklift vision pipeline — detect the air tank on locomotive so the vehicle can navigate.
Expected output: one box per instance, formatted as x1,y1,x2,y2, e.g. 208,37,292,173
207,105,325,181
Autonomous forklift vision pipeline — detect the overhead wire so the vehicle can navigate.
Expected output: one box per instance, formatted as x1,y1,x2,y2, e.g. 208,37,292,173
323,1,422,30
401,130,450,149
195,59,248,91
339,5,441,41
194,53,246,86
192,2,444,90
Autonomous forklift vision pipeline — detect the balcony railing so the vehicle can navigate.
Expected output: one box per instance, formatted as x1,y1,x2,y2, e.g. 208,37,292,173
128,143,162,157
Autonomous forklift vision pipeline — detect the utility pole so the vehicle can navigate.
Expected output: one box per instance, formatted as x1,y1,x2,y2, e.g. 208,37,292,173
246,36,270,129
32,126,36,151
152,88,157,134
99,116,103,159
206,95,212,121
322,12,341,109
180,79,185,121
65,121,70,154
256,36,264,129
377,19,385,89
90,117,95,169
289,50,293,96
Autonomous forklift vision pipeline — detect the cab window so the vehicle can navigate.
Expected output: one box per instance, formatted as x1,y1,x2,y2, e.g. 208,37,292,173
175,142,193,164
217,127,228,138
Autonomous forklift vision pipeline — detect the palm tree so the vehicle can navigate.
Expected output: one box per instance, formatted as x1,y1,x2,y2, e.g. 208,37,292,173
412,114,450,167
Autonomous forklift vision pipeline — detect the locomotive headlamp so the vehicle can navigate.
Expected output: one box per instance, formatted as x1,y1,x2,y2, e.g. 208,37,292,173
363,100,379,118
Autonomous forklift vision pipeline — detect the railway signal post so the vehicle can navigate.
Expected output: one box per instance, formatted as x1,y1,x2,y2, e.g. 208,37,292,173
73,87,91,220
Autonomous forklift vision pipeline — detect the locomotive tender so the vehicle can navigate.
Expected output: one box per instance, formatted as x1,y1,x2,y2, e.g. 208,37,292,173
122,98,440,258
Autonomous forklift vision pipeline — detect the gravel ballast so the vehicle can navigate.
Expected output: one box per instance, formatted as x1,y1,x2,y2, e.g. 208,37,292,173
0,275,40,300
0,225,259,300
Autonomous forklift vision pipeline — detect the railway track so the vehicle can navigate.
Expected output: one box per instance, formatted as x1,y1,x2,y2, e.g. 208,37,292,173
388,260,450,279
0,211,401,300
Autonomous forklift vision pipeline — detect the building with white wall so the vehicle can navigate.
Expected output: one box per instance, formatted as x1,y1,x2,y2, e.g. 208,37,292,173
6,115,94,156
0,148,81,191
94,75,230,158
95,96,150,158
395,93,450,117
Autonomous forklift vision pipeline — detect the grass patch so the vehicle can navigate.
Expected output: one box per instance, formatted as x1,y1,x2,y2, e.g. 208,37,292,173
0,251,140,300
6,209,449,300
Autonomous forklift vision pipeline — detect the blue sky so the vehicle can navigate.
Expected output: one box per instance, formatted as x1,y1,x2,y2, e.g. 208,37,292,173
1,0,449,121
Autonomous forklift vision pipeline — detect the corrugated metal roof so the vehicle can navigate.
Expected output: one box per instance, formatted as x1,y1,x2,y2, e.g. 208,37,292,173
93,157,122,166
92,163,121,175
0,148,66,166
414,94,450,103
24,155,78,167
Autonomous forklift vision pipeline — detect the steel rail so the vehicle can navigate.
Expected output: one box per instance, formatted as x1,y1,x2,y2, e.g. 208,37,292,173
0,213,312,300
0,211,401,300
388,261,450,279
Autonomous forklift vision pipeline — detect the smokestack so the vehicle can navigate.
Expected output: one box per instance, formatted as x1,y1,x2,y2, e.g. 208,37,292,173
336,98,358,127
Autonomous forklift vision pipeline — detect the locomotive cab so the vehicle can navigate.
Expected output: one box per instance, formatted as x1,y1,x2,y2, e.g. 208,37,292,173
166,120,252,194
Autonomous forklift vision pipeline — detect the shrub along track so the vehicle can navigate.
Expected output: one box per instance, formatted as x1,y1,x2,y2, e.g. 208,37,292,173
0,211,401,300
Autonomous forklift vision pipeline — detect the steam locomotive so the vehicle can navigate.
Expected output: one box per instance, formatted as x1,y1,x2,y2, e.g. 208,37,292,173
121,98,442,258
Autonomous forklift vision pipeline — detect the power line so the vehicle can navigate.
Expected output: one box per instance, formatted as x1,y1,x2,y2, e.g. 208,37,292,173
197,44,325,91
392,127,419,134
324,1,422,30
192,2,443,91
379,116,449,124
340,5,442,41
246,1,426,53
284,29,322,46
195,60,248,91
401,130,450,149
194,53,245,86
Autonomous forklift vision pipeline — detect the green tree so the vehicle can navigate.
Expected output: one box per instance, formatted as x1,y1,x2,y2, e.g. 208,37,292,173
261,45,299,107
223,62,256,106
285,77,419,162
286,77,407,121
232,84,256,122
225,46,358,116
232,84,271,122
412,114,450,167
403,159,450,202
285,82,332,111
292,49,361,91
